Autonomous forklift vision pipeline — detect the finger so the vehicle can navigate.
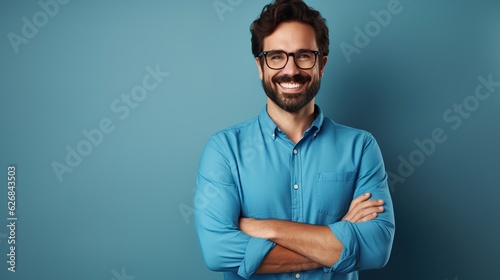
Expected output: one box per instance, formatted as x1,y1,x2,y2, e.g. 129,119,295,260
357,207,386,222
352,199,384,212
343,197,384,222
357,212,378,223
349,206,384,222
344,195,376,221
347,193,371,212
344,202,384,222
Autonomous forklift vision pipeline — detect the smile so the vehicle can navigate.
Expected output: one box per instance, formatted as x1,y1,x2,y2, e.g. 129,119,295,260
279,82,304,89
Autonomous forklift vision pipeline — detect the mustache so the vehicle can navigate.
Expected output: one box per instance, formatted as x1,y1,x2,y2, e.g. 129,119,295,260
272,73,311,84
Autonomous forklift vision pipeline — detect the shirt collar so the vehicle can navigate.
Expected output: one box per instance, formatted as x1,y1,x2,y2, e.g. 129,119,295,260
309,104,324,135
258,104,325,140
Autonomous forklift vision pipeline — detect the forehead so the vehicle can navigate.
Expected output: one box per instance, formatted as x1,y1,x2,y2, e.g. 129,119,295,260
263,21,318,52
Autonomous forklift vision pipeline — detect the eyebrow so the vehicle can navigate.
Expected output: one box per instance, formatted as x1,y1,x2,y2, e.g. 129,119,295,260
266,49,313,53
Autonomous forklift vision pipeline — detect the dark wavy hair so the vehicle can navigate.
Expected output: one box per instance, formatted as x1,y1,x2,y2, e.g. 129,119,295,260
250,0,329,59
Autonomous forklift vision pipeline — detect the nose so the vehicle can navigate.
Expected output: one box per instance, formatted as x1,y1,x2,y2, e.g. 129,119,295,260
280,54,301,76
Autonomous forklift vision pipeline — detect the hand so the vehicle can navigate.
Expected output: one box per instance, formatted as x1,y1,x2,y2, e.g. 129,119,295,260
342,193,384,223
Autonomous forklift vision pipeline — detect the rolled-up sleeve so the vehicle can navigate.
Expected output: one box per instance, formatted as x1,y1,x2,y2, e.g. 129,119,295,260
194,134,275,279
325,134,395,273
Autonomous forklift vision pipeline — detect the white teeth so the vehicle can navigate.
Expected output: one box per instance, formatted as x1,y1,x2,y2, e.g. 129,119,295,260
280,83,302,89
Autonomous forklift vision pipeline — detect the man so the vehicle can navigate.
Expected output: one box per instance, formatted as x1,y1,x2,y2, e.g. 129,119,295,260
194,0,395,279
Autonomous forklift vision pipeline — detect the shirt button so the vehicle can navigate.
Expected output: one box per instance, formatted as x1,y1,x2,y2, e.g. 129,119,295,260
295,273,301,279
293,184,299,190
293,149,298,155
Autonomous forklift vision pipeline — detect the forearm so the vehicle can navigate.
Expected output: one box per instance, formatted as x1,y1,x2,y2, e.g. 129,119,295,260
257,244,322,274
242,219,343,267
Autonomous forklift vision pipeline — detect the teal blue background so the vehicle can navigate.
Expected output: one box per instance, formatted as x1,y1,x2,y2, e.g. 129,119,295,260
1,0,499,279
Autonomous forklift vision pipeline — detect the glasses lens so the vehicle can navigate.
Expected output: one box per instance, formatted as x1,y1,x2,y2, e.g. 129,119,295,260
265,51,287,69
295,50,316,69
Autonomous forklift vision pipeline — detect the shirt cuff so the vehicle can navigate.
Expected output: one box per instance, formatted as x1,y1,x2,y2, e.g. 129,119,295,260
237,237,276,279
324,221,359,273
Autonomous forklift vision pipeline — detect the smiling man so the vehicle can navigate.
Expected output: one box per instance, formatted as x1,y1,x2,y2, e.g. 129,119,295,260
194,1,395,279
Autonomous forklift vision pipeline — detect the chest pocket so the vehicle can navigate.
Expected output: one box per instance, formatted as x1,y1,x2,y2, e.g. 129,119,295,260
316,171,357,221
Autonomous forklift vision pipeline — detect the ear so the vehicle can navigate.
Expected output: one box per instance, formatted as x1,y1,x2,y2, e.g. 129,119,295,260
319,56,328,78
255,58,263,80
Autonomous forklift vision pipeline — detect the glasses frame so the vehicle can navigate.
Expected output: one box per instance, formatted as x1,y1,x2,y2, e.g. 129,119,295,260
257,50,321,70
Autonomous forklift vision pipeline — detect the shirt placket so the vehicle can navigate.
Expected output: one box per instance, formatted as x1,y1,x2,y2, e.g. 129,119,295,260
290,146,303,223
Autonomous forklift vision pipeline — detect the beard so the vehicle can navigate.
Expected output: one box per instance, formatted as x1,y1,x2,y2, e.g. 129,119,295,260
262,72,321,113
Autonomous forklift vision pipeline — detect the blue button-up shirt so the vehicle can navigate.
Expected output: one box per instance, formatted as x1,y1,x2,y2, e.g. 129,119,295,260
195,105,395,279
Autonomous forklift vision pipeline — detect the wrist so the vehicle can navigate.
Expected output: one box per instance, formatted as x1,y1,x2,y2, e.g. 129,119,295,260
258,219,278,240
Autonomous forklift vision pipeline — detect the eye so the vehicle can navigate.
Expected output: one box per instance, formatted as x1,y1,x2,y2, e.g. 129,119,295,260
268,52,285,61
296,52,313,60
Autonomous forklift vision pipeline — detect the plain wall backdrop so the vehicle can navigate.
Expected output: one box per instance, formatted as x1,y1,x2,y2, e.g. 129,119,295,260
0,0,499,279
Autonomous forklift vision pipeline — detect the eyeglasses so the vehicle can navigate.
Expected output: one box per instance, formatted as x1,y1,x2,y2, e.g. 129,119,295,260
258,50,320,70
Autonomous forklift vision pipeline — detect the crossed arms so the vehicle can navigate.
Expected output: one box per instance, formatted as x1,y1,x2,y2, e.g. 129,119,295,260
240,193,385,274
194,134,395,279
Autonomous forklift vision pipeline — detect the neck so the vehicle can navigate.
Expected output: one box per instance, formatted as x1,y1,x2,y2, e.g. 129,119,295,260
267,99,317,144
